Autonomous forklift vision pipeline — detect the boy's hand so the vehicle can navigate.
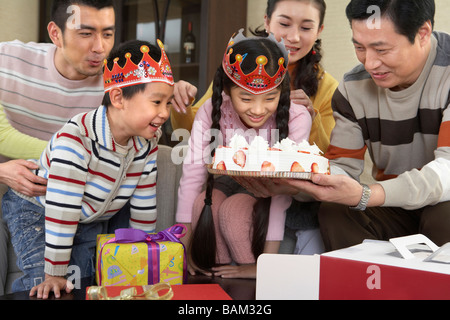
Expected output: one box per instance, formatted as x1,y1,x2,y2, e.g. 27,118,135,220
29,274,74,299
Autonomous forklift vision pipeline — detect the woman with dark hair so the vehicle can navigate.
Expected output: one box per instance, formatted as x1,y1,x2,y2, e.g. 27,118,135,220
255,0,337,152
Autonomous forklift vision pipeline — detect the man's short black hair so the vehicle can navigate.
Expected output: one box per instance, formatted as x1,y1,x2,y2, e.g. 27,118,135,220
346,0,435,44
51,0,115,33
102,40,162,107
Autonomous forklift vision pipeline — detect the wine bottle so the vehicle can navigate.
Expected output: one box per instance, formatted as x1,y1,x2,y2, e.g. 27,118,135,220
183,21,196,63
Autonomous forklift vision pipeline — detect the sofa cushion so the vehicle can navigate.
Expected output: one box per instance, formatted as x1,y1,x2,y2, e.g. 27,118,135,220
155,144,183,231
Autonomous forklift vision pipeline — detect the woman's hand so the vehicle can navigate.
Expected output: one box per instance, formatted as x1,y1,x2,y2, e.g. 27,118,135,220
291,89,315,119
171,80,198,114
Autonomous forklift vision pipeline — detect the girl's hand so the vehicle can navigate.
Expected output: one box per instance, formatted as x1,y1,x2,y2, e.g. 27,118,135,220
211,264,256,279
29,274,74,299
186,257,213,277
290,89,315,119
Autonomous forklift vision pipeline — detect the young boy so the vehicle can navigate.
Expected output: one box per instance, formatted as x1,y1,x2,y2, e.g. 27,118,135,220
1,39,174,299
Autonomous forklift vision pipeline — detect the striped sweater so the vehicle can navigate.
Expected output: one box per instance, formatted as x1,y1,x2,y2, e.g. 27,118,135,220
0,40,103,161
326,32,450,210
32,105,159,276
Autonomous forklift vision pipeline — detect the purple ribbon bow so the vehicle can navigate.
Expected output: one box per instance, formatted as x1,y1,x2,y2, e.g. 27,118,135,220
98,224,187,286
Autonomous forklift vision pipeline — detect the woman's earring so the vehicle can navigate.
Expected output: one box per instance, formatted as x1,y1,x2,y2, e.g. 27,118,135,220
312,40,319,55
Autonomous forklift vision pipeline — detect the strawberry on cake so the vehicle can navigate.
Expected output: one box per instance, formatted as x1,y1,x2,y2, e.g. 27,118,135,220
211,134,330,177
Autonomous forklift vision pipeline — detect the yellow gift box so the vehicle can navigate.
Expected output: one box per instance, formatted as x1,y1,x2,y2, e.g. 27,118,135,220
96,225,186,286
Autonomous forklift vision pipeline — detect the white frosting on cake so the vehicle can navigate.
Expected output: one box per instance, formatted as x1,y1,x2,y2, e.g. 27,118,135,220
229,134,248,149
212,134,329,173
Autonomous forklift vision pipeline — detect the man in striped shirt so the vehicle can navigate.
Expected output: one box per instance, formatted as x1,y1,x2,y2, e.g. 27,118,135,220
2,39,175,298
0,0,116,196
278,0,450,250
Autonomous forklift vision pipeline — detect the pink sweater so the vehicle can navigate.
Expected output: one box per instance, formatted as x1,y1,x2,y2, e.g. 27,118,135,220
176,93,312,241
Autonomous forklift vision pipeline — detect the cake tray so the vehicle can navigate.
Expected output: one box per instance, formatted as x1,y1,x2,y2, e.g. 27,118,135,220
206,165,312,180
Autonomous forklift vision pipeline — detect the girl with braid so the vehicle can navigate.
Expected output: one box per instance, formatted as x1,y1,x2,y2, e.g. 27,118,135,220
172,0,338,257
172,0,337,155
176,30,312,279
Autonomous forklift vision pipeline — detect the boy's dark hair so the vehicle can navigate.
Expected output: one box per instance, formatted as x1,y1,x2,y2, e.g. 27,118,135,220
101,40,162,106
251,0,327,99
346,0,435,44
190,37,291,272
51,0,115,33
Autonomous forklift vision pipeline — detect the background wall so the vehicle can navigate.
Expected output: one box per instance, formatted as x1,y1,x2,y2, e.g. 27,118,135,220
0,0,40,42
1,0,449,82
248,0,450,81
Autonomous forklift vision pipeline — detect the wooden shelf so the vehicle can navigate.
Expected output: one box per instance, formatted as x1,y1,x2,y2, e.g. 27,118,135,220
114,0,247,98
172,62,200,69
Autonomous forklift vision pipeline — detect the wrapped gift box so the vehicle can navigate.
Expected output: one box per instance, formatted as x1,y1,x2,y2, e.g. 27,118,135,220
319,234,450,300
96,225,187,286
257,234,450,300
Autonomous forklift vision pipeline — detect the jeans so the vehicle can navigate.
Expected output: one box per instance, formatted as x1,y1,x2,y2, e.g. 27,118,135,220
0,219,8,296
2,189,130,292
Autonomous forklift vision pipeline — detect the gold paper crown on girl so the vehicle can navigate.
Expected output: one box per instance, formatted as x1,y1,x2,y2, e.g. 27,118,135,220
103,40,174,92
222,29,289,95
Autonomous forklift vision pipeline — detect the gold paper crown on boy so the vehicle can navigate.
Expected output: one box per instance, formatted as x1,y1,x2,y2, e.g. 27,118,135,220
103,40,174,92
222,29,289,95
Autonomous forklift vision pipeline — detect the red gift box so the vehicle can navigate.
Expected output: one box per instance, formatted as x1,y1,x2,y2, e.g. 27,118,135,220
86,284,232,300
257,235,450,300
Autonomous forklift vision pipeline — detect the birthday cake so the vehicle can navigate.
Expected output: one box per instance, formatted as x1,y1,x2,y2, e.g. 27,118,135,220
210,134,330,178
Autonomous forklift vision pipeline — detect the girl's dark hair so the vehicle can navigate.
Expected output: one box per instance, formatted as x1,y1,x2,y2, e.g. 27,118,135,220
251,0,327,98
190,37,291,271
346,0,435,44
51,0,115,33
101,40,161,106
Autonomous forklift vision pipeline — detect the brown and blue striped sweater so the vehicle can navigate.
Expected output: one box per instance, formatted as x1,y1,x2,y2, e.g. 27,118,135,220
326,32,450,210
